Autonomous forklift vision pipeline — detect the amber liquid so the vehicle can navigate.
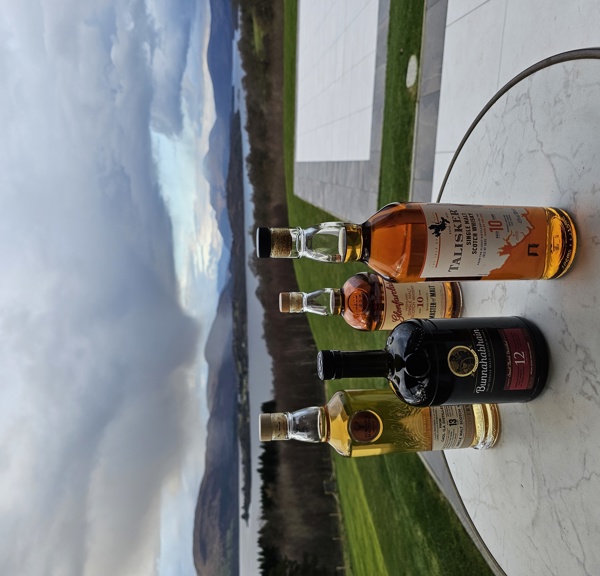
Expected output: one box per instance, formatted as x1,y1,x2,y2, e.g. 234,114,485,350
356,203,577,281
340,273,461,330
324,389,499,457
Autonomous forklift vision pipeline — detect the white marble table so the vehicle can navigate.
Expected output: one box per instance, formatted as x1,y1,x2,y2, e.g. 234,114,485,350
439,50,600,576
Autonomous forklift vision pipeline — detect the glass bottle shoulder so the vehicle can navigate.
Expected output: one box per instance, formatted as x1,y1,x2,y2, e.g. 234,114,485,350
386,320,436,406
364,202,425,227
362,203,428,282
340,273,383,330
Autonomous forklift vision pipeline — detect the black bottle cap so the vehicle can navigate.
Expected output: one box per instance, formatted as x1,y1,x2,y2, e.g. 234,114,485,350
317,350,339,380
256,227,272,258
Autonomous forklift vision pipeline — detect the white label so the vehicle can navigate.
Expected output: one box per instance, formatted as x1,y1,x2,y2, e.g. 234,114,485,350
380,282,447,329
419,204,535,278
430,405,474,450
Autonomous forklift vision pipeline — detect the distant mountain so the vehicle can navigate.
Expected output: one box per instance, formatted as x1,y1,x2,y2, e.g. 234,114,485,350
203,0,236,253
193,78,251,576
192,0,254,567
206,0,235,122
193,285,239,576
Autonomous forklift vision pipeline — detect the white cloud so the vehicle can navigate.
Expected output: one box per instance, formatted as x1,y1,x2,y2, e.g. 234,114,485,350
0,0,212,574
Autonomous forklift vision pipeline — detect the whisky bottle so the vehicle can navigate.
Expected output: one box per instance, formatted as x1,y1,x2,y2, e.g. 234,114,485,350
317,316,548,406
256,203,577,281
279,273,462,331
259,388,500,456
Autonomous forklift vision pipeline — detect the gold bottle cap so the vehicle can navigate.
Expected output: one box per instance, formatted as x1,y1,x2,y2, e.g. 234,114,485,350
269,228,294,258
259,413,289,441
342,224,363,262
330,289,342,315
279,292,303,313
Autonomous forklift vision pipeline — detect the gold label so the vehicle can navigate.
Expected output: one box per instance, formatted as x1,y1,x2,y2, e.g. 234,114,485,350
430,405,475,450
448,345,479,377
349,410,383,443
380,282,447,329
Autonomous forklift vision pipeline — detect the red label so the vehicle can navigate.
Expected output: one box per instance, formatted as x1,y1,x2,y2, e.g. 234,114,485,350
500,328,535,391
349,411,382,443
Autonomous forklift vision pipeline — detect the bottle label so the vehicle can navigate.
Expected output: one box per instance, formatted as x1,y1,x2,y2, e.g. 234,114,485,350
435,321,538,402
348,410,383,443
465,326,536,393
430,405,475,450
380,282,447,329
345,394,477,453
499,328,535,391
419,205,547,279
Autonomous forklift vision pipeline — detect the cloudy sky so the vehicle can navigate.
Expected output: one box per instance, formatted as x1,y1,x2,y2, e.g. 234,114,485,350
0,0,224,574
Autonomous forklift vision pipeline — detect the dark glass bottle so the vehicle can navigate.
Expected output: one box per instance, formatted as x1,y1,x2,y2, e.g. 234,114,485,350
317,316,549,406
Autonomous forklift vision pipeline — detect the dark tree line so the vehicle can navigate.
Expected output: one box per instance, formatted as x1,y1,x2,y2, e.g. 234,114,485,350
236,0,345,573
257,402,337,576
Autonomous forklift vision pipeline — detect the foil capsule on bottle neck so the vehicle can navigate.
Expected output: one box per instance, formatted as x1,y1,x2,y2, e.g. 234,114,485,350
279,292,304,313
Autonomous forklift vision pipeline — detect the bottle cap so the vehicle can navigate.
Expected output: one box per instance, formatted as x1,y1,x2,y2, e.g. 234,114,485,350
259,413,288,441
255,227,272,258
256,227,294,258
279,292,304,313
259,414,274,441
317,350,340,380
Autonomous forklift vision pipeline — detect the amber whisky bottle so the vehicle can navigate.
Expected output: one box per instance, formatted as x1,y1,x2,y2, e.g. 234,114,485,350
259,388,500,456
279,273,462,331
256,203,576,281
317,316,549,406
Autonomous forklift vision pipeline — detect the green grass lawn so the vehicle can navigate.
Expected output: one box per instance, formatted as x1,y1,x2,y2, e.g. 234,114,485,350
283,1,493,574
378,0,425,207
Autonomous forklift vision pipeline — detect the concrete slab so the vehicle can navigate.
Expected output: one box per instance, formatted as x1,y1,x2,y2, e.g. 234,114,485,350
296,0,379,162
294,0,390,223
410,0,448,202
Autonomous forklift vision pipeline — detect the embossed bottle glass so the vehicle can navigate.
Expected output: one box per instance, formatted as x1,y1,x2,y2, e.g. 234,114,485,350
256,203,577,281
279,273,462,331
317,316,549,406
259,388,500,456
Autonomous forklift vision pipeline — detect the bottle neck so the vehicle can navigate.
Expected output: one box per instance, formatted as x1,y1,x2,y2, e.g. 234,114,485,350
280,289,341,316
305,288,341,316
260,408,325,443
295,223,364,263
317,350,393,380
289,407,325,442
257,224,363,262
